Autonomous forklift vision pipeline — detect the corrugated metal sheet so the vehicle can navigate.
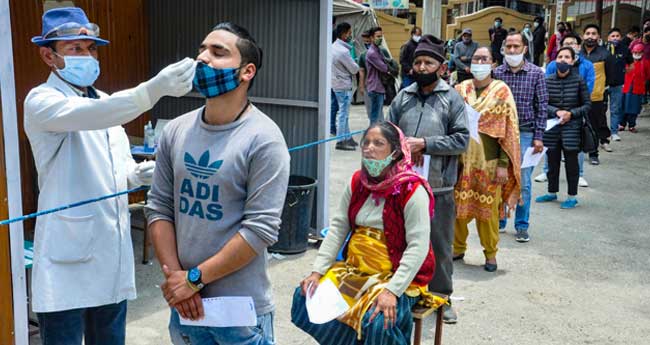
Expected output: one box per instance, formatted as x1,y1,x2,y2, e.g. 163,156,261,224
148,0,320,101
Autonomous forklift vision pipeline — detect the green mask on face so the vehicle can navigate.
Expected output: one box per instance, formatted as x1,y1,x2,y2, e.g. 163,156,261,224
362,151,395,177
374,38,383,46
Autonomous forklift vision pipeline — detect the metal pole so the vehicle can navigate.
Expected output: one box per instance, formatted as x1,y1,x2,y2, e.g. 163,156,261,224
317,0,332,236
612,0,619,28
422,0,433,35
0,0,28,344
432,0,442,37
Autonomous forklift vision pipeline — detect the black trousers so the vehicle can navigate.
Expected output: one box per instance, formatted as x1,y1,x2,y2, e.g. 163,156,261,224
588,101,610,157
547,145,579,196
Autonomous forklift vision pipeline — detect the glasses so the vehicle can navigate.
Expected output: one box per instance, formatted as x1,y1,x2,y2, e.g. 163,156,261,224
44,22,100,39
471,56,491,64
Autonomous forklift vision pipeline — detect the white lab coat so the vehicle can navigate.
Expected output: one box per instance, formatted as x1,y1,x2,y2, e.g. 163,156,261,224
24,73,152,312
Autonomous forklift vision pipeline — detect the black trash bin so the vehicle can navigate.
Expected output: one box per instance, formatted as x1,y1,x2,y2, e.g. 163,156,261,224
268,175,318,254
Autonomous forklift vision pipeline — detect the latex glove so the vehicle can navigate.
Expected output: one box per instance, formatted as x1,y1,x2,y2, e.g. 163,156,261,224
142,58,196,107
128,161,156,186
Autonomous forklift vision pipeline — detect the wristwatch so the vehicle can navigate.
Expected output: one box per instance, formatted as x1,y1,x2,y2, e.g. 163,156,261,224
187,267,205,291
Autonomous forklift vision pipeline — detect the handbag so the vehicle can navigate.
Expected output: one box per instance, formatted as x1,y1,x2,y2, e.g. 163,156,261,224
580,116,598,153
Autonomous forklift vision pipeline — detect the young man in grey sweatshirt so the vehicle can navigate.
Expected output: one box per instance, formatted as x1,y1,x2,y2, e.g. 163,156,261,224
145,22,290,345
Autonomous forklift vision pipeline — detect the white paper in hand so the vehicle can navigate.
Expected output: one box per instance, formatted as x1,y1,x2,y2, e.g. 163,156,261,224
521,147,548,169
546,118,561,131
306,279,350,324
179,296,257,328
465,103,482,143
413,155,430,179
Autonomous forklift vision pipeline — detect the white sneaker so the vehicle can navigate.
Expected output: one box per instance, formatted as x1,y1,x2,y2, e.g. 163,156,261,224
579,177,589,187
612,134,621,141
601,143,613,152
534,173,547,182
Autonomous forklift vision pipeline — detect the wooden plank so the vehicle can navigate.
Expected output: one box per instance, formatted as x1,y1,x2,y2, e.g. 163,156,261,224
0,91,15,345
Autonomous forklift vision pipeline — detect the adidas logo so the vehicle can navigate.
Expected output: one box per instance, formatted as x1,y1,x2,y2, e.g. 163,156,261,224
183,150,222,179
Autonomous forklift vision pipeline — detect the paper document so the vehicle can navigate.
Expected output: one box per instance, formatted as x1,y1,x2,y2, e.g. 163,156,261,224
465,104,482,143
306,279,350,324
521,147,548,169
413,155,430,179
546,118,561,131
179,296,257,328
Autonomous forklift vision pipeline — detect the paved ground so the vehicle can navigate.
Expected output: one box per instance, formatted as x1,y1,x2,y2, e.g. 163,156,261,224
30,105,650,344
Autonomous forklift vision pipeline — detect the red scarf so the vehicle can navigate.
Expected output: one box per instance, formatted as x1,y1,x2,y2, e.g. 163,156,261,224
347,122,436,286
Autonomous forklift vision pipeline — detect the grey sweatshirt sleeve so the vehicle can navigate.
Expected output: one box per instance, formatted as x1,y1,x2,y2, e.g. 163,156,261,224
385,185,431,297
145,126,175,225
239,138,291,254
424,91,470,156
312,180,352,274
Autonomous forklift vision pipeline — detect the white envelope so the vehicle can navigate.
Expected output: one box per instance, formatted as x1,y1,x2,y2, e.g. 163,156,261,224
413,155,431,179
521,147,548,169
546,118,561,131
179,296,257,328
465,103,482,144
306,278,350,324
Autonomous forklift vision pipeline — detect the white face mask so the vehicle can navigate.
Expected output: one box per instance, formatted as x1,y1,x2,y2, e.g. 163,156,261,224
505,53,524,67
470,64,492,81
413,35,421,42
534,22,539,28
634,53,643,60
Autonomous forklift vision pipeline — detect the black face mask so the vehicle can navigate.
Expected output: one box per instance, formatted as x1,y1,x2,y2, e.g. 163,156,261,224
414,69,439,87
556,62,571,74
645,35,650,42
584,38,598,47
558,28,566,34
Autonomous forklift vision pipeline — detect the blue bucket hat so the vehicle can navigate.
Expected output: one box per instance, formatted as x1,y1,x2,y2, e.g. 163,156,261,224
31,7,109,46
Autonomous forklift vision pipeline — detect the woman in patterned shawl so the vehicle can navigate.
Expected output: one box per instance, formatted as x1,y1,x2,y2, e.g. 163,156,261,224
452,47,521,272
291,122,446,345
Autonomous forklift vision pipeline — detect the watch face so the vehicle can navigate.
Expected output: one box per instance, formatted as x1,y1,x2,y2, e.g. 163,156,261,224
189,268,200,282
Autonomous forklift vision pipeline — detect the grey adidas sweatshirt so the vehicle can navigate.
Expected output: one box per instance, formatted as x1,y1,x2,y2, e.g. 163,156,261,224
145,105,290,315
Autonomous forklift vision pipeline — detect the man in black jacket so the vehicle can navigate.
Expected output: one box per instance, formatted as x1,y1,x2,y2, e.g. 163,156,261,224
399,26,422,89
489,17,508,65
532,16,546,67
605,28,634,141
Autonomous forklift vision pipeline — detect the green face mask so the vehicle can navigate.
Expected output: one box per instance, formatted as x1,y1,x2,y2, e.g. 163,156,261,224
362,151,395,177
374,37,383,46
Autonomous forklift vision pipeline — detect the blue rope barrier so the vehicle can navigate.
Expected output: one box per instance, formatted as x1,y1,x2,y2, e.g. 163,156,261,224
0,130,366,226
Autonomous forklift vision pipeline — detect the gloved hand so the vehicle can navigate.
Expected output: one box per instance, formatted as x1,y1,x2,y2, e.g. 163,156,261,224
128,161,156,186
142,58,196,106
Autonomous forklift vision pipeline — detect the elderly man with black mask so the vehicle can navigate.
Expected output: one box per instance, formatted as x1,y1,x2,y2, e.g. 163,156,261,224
389,37,469,324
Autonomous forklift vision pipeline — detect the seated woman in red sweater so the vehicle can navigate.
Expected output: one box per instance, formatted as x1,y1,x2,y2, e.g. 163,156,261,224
291,122,446,345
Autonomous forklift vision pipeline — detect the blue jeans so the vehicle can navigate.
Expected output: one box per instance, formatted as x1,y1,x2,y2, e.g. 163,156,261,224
36,300,127,345
542,152,585,177
334,90,352,140
169,308,275,345
609,85,624,134
500,131,533,231
367,91,385,125
330,90,338,135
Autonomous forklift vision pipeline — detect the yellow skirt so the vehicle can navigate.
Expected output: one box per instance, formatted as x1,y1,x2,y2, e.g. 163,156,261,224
322,226,446,338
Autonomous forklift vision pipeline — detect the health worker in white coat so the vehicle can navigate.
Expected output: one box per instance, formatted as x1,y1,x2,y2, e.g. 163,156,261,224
23,7,195,345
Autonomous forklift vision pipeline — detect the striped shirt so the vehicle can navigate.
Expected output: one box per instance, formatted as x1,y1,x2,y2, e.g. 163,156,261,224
494,61,549,141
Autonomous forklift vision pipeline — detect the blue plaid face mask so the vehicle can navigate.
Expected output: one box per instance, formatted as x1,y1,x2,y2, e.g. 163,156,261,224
193,62,240,98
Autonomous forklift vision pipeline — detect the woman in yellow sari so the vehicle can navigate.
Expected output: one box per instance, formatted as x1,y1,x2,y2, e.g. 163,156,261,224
453,47,521,272
291,122,445,345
